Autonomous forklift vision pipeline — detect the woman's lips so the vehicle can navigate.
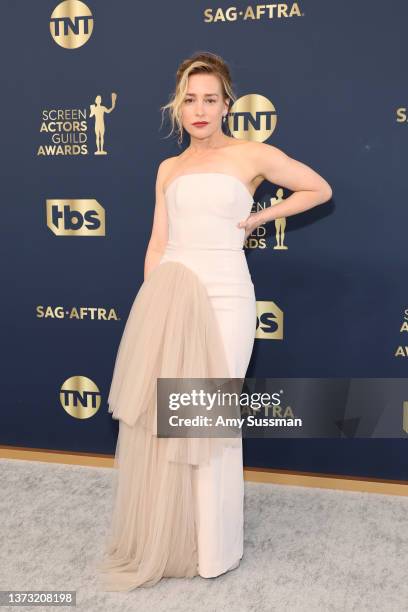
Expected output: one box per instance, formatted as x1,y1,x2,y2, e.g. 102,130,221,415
193,122,208,126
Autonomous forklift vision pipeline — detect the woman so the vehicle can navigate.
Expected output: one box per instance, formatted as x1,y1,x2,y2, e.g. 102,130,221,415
97,51,332,591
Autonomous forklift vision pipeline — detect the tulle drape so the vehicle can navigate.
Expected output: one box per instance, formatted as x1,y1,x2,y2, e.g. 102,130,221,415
96,261,243,591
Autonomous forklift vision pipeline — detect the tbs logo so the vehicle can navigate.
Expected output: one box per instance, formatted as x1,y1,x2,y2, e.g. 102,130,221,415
46,199,105,235
256,301,283,340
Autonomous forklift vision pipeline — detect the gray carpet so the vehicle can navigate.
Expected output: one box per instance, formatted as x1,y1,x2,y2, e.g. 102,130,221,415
1,458,408,612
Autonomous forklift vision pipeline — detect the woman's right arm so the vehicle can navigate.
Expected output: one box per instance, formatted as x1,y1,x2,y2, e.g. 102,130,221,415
144,159,171,281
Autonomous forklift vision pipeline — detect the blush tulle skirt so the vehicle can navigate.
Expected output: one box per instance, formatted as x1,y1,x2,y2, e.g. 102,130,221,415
95,256,256,591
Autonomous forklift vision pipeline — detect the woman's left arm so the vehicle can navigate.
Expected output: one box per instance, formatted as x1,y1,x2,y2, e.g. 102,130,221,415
238,142,333,236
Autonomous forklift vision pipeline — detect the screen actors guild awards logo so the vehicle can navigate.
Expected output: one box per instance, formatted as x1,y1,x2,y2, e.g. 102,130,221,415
89,93,117,155
38,93,117,157
246,188,289,250
395,308,408,358
270,188,288,250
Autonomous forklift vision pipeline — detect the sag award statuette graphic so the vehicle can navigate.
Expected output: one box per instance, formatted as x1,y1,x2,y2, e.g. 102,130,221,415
270,188,288,250
89,92,117,155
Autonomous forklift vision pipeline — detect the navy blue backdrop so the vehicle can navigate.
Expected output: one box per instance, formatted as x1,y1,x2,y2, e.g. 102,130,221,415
1,0,407,480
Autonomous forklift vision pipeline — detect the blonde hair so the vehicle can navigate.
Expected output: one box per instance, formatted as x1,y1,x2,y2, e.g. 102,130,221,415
160,51,236,146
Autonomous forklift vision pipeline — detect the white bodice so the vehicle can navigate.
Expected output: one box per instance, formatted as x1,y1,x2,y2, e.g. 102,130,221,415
164,172,254,251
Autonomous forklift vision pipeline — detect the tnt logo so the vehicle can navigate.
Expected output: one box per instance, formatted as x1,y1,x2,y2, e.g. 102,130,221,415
50,0,94,49
228,94,277,142
60,376,101,419
256,301,284,340
46,199,105,236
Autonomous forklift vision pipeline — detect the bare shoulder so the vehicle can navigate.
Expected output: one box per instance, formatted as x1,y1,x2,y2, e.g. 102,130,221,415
240,141,291,183
227,140,284,187
228,138,281,164
155,156,179,191
157,155,178,176
244,141,289,165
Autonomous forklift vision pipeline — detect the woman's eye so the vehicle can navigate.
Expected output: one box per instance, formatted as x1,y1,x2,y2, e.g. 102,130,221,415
184,99,216,103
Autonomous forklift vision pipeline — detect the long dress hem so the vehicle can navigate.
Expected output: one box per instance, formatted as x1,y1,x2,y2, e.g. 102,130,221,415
95,261,244,591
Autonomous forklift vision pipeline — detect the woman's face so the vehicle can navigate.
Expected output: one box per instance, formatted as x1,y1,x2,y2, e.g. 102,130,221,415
180,73,228,138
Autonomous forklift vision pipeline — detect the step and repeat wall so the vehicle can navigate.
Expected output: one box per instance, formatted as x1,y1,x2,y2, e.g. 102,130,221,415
2,0,407,480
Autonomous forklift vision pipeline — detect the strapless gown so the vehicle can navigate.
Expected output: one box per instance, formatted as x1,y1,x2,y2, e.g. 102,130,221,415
96,172,257,591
